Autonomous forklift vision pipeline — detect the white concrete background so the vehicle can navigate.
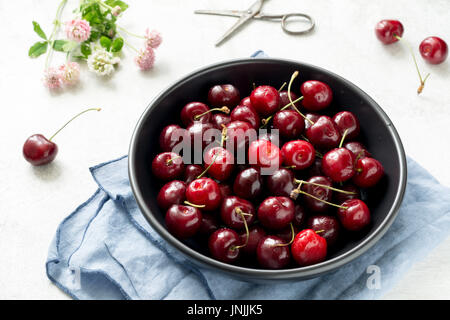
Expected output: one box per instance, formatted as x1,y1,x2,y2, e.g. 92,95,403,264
0,0,449,299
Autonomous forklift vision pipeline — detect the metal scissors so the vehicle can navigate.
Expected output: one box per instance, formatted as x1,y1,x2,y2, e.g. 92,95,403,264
195,0,315,46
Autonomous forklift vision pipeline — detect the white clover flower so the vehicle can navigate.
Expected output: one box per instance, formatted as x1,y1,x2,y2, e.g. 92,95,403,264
87,48,120,76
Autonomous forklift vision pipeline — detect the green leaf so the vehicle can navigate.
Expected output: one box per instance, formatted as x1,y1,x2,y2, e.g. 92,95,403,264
104,0,128,12
62,40,78,52
32,21,47,40
80,42,92,57
110,37,123,52
100,36,112,50
52,40,67,52
28,41,48,58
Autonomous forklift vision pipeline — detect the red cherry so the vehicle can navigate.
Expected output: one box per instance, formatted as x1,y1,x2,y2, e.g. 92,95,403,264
203,146,234,181
291,229,327,266
225,120,253,152
165,204,202,239
210,113,231,130
273,110,305,139
198,213,220,236
304,113,320,130
419,36,448,64
239,96,253,108
293,204,308,228
157,180,186,210
233,167,263,199
256,235,291,269
23,134,58,166
332,111,360,140
230,104,260,129
301,176,333,213
337,199,371,231
186,122,214,150
159,124,187,152
344,141,372,159
257,196,294,230
307,215,340,247
248,139,282,169
238,226,266,256
279,90,300,109
180,102,211,126
220,196,256,230
375,19,404,44
266,168,295,197
281,140,315,170
322,148,355,182
186,178,222,211
208,84,241,108
307,157,324,177
184,164,203,184
151,152,184,181
353,157,384,188
208,228,240,263
306,116,341,149
300,80,333,111
219,183,233,199
250,85,281,116
334,183,361,204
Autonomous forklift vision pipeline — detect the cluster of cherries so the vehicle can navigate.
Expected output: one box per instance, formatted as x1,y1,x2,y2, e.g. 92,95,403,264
151,71,384,269
375,19,448,93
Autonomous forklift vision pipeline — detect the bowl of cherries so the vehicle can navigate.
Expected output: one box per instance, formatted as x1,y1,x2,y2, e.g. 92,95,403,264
128,58,407,282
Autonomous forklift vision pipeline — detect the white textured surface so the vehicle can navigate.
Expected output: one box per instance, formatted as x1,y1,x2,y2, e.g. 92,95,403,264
0,0,449,299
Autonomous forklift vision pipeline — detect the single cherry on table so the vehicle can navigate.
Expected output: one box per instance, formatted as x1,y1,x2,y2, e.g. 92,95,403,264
419,36,448,65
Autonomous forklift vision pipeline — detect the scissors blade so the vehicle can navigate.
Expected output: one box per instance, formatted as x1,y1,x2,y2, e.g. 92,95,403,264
214,0,264,46
194,9,246,18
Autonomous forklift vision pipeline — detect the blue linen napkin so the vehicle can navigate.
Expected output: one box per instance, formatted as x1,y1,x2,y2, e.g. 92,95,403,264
46,52,450,300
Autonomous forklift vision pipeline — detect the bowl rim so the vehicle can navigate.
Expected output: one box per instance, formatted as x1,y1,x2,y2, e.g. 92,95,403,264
128,57,408,281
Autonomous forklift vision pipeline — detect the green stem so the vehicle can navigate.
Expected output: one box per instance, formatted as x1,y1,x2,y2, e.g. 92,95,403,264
44,0,68,69
49,107,101,141
294,179,356,195
193,106,230,121
117,30,139,53
287,71,313,124
339,129,349,148
117,25,145,39
231,208,250,251
196,125,227,179
278,82,287,92
293,188,348,209
274,223,295,247
184,201,206,208
260,95,304,127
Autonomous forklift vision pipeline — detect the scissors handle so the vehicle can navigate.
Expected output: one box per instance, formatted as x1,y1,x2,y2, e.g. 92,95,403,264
257,13,315,35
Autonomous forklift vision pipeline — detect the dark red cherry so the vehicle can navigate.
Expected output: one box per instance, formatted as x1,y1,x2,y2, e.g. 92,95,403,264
307,157,324,177
159,124,188,152
239,226,266,256
375,19,404,44
165,204,202,239
23,134,58,166
250,85,281,116
419,36,448,64
208,228,240,263
152,152,184,181
307,215,340,247
219,183,232,199
273,110,305,139
184,164,203,184
266,168,295,197
353,157,384,188
239,96,253,108
203,146,234,181
157,180,186,210
281,140,315,170
344,141,372,159
257,196,294,230
275,224,298,243
337,199,371,231
248,139,282,169
230,104,260,129
334,184,361,204
256,235,291,269
225,120,253,152
198,213,220,236
306,116,341,149
291,229,327,266
300,80,333,111
332,111,360,140
301,176,333,213
210,113,231,130
279,90,300,109
208,84,240,108
181,102,210,126
186,178,222,211
186,122,215,150
304,113,320,130
293,204,307,228
233,167,263,199
220,196,255,229
322,148,355,182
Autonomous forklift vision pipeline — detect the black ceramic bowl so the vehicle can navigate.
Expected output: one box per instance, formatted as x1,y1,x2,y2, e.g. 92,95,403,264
128,58,407,282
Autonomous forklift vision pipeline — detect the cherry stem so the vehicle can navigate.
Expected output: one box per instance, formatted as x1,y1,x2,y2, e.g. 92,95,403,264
231,208,250,251
338,129,349,148
193,106,230,121
278,82,287,92
315,229,325,234
196,125,227,179
294,179,356,195
275,223,295,247
183,201,206,208
394,34,430,94
291,186,349,209
48,107,101,141
260,95,304,127
166,155,182,165
288,71,313,125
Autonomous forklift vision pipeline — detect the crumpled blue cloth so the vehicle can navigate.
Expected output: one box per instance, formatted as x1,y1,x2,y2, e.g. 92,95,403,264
46,52,450,300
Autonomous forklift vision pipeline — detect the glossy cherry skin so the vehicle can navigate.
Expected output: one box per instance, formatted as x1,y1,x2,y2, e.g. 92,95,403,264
275,224,298,243
231,104,260,129
281,140,315,170
159,124,188,152
239,226,266,256
203,146,234,181
306,116,341,149
233,167,263,199
256,235,291,269
181,102,210,126
198,213,219,236
344,141,372,159
208,84,241,108
220,196,256,230
151,152,184,181
419,36,448,64
301,176,333,213
322,148,355,182
23,134,58,166
291,229,327,266
300,80,333,111
334,183,361,204
184,164,203,184
257,196,295,230
353,157,384,188
305,113,320,130
307,215,340,247
157,180,187,210
239,96,253,108
337,199,371,231
266,168,295,197
273,110,305,139
307,157,324,177
210,113,231,130
248,139,282,169
250,85,281,116
293,204,307,228
186,178,222,211
279,90,300,109
332,111,360,140
186,122,215,151
208,228,240,263
165,204,202,239
225,120,253,152
375,19,404,44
